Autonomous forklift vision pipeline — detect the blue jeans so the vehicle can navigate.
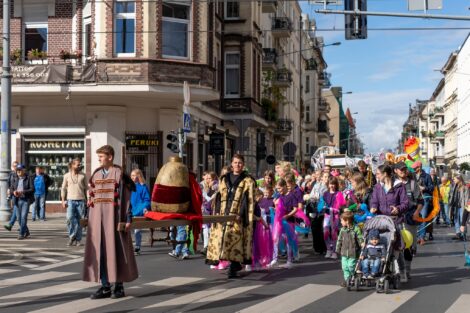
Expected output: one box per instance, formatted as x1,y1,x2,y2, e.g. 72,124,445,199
454,207,464,235
32,194,46,220
171,226,189,256
362,258,381,275
134,229,142,249
8,201,17,227
439,202,451,225
15,198,30,237
418,196,431,239
67,200,84,241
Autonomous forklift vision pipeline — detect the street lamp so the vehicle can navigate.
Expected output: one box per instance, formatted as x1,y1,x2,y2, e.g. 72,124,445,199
320,42,341,47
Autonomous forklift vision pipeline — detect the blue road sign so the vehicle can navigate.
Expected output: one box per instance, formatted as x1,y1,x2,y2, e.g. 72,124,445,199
183,112,191,133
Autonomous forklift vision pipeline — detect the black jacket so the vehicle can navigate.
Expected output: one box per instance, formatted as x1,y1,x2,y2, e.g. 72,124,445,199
11,174,35,202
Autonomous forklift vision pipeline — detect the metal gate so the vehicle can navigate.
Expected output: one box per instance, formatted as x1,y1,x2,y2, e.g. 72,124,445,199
124,132,163,192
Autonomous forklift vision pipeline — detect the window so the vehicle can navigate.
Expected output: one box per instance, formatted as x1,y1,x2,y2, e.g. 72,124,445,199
305,75,310,93
163,1,191,59
83,0,92,57
305,137,310,155
114,0,136,56
306,105,311,122
225,52,240,97
225,1,240,19
23,2,48,59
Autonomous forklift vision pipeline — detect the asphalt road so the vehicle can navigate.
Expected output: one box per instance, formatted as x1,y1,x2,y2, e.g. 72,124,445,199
0,215,469,313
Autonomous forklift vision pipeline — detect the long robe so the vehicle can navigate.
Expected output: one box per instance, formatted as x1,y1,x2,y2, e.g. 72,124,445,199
206,172,256,265
82,165,138,283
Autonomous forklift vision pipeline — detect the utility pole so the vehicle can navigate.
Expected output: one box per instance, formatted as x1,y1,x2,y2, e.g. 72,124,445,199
0,0,12,222
298,14,303,170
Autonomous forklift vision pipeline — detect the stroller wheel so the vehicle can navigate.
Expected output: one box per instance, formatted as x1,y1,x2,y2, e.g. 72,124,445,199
354,277,360,291
384,279,390,294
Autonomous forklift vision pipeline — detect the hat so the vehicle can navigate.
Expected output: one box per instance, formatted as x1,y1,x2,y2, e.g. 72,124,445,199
16,164,25,170
411,161,422,169
394,161,407,170
368,229,380,240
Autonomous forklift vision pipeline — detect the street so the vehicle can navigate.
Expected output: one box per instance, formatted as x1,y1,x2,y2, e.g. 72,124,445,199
1,215,469,313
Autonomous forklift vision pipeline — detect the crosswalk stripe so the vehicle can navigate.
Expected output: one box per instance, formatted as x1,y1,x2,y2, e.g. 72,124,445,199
0,244,28,247
340,290,418,313
144,285,263,310
445,294,470,313
0,269,19,274
238,284,342,313
0,281,95,307
0,238,48,242
27,250,82,259
0,271,76,289
28,276,205,313
32,257,83,271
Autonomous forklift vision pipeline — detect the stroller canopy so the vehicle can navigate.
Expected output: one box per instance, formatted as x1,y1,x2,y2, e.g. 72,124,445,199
363,215,397,239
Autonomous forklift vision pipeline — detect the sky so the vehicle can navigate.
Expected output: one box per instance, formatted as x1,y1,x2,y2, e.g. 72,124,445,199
300,0,470,153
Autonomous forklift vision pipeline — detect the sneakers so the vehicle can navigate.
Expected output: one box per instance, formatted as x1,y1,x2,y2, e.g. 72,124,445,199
367,274,374,279
75,240,82,247
181,253,189,260
331,253,338,260
90,286,112,300
340,280,347,287
17,235,25,240
134,247,141,255
325,250,332,258
25,231,30,239
245,265,252,272
168,251,178,259
284,261,294,269
269,259,278,268
400,271,408,283
111,285,125,299
4,224,12,231
67,238,76,247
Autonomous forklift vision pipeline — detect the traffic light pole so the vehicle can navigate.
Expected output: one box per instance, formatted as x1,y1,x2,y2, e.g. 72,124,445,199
316,9,470,21
0,0,12,222
178,128,185,159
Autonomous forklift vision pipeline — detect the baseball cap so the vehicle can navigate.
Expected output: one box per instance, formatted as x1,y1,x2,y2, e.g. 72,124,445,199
394,161,407,170
16,164,26,170
411,161,422,169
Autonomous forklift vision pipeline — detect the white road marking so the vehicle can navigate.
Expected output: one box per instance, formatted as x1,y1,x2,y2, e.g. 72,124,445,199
238,284,342,313
0,271,76,289
0,269,19,274
340,290,418,313
0,238,48,242
29,276,205,313
32,257,83,271
445,294,470,313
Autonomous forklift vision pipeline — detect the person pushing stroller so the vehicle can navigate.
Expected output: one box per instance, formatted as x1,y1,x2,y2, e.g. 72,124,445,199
360,229,385,279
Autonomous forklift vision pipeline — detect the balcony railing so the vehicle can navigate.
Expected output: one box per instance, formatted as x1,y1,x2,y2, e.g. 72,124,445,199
272,17,293,37
262,48,278,70
318,71,331,88
274,118,293,136
306,58,317,71
273,68,292,87
221,98,264,117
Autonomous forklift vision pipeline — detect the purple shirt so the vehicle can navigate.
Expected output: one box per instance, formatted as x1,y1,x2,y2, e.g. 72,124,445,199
258,197,274,213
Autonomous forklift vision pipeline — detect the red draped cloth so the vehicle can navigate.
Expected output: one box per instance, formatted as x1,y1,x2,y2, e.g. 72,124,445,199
145,173,202,251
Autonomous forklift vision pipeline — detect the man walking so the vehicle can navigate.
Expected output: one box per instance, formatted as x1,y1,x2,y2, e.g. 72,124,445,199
83,145,138,299
10,164,34,239
32,166,52,221
413,161,434,244
61,159,87,246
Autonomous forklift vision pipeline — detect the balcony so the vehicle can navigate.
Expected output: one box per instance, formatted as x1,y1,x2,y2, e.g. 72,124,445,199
319,71,331,88
274,118,293,136
306,58,317,71
435,131,445,139
318,119,328,133
273,69,292,87
272,17,293,38
319,100,329,113
221,98,264,117
434,106,444,117
262,48,278,71
261,0,277,13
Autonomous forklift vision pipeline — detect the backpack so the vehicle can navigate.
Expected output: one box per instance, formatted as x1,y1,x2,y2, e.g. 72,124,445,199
404,179,419,225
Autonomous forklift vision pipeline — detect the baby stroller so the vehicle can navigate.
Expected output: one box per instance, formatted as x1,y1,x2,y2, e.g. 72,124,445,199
347,215,401,294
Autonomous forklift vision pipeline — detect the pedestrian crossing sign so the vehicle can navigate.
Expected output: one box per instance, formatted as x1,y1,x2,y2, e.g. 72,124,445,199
183,112,191,133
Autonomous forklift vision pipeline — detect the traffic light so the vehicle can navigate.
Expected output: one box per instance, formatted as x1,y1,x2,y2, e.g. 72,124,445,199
166,132,179,153
345,0,367,40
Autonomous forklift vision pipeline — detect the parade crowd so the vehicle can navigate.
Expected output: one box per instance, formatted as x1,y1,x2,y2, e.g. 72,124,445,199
3,147,470,298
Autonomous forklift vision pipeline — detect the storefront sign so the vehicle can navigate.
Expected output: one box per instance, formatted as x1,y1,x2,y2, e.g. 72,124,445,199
126,134,160,151
26,140,84,151
209,133,225,155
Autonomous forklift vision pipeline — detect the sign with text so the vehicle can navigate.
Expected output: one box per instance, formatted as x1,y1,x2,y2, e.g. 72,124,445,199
26,140,84,151
7,65,69,84
126,134,161,151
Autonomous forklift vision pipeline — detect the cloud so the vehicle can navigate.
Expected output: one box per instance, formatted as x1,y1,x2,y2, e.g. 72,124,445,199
367,60,405,81
344,88,430,152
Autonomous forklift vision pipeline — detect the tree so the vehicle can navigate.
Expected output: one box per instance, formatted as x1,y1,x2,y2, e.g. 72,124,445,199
460,162,470,172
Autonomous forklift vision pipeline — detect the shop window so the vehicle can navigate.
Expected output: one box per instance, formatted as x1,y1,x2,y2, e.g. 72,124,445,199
225,52,240,98
24,137,85,202
162,1,190,59
114,0,136,56
224,1,239,19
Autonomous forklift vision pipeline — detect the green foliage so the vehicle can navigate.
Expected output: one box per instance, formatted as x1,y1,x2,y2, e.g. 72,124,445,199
460,162,470,172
